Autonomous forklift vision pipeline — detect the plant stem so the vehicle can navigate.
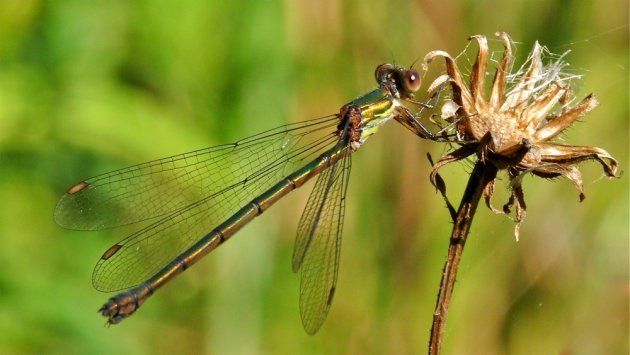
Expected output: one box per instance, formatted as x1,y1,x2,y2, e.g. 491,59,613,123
428,161,497,355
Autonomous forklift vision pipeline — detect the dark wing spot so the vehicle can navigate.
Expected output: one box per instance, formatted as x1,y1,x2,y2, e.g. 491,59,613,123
67,181,89,195
327,286,336,306
101,244,123,260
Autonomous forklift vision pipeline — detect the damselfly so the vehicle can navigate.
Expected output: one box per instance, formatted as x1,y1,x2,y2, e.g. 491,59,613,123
55,64,444,335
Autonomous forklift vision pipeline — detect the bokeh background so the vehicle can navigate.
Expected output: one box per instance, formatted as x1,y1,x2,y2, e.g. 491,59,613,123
0,0,627,354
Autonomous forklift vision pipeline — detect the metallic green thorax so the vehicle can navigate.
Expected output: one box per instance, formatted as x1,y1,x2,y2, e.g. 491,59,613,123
349,88,399,143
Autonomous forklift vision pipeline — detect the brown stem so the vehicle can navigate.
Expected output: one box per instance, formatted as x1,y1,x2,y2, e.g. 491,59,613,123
428,161,497,355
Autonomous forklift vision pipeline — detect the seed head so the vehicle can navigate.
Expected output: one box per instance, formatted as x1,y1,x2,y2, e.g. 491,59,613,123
423,32,619,239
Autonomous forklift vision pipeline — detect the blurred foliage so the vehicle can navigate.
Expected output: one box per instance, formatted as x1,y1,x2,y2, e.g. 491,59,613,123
0,0,627,354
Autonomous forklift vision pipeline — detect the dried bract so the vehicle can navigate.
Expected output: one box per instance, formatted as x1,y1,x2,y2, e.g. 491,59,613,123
423,32,619,239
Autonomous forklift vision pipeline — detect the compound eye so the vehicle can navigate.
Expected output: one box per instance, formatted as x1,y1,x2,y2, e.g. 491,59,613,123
403,68,422,92
375,63,395,83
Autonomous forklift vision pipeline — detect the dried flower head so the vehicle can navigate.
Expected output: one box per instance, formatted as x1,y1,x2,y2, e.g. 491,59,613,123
423,32,619,239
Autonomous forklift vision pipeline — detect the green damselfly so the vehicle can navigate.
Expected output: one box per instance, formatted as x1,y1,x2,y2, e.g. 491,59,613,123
55,64,444,335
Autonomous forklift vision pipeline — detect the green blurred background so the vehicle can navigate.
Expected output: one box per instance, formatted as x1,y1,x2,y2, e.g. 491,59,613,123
0,0,627,354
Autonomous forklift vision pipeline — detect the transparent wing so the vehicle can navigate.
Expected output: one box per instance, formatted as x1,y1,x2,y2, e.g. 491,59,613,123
54,116,338,230
56,116,342,292
292,146,352,335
